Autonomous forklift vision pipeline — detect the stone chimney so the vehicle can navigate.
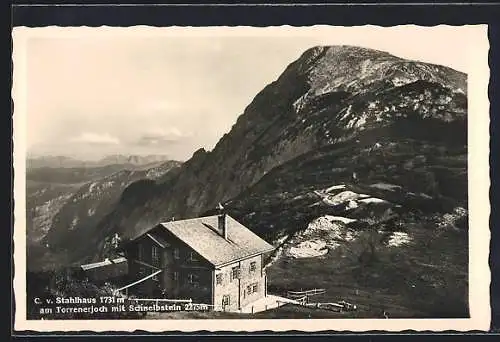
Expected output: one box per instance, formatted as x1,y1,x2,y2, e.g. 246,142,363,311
216,203,228,240
218,214,227,240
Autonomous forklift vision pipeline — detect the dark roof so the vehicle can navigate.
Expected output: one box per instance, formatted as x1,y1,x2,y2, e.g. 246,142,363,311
146,232,169,248
135,215,275,267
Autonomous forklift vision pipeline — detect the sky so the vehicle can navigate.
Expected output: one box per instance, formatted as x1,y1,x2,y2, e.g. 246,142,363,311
15,25,484,161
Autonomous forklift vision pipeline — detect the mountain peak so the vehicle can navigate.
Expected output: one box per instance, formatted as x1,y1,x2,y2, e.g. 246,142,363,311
311,45,396,57
289,45,466,105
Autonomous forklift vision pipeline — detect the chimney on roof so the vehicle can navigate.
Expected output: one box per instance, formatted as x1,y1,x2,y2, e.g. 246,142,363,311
216,203,228,240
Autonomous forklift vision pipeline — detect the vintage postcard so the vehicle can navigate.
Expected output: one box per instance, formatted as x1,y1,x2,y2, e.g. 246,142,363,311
12,25,491,332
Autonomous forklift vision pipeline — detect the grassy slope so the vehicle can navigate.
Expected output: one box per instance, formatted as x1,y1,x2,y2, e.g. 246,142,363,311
266,226,468,318
215,130,468,319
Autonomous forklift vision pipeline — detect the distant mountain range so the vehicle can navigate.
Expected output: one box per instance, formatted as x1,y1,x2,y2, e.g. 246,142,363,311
27,154,174,169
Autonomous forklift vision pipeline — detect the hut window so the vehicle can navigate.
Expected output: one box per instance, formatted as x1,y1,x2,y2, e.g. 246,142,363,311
173,248,180,260
152,270,159,282
137,244,143,261
173,271,179,281
249,261,257,273
216,273,223,285
187,273,199,286
152,246,160,266
189,251,198,262
247,282,258,294
231,266,240,281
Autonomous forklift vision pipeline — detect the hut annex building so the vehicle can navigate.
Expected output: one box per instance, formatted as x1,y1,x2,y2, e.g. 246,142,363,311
114,213,275,312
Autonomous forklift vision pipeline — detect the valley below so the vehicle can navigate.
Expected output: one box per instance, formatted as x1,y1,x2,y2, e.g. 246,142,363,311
26,159,182,272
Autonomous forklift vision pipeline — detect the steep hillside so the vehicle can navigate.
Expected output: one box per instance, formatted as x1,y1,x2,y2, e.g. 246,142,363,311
43,161,181,251
27,160,182,271
26,181,82,244
48,45,466,270
26,165,130,247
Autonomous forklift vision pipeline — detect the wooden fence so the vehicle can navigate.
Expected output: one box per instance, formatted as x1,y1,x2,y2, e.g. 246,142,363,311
283,288,357,313
286,288,326,303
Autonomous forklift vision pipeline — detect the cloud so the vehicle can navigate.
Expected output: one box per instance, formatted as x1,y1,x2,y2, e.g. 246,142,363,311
70,132,120,145
136,135,177,146
134,127,192,146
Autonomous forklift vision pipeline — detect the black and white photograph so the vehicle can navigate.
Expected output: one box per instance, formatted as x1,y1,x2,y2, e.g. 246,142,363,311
12,25,490,332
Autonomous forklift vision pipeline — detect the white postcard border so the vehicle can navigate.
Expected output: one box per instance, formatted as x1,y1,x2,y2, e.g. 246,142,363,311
12,24,491,332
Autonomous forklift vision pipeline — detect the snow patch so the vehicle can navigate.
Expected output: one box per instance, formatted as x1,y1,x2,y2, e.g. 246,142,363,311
387,232,412,247
359,197,389,204
69,216,79,230
323,184,346,193
88,208,96,216
370,183,402,191
288,240,328,259
292,94,308,113
88,182,97,193
356,114,367,128
328,216,357,224
339,105,352,121
346,113,368,129
392,76,417,87
102,181,114,189
360,59,372,75
303,216,358,242
346,200,358,209
322,191,370,206
435,206,467,230
275,235,289,246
